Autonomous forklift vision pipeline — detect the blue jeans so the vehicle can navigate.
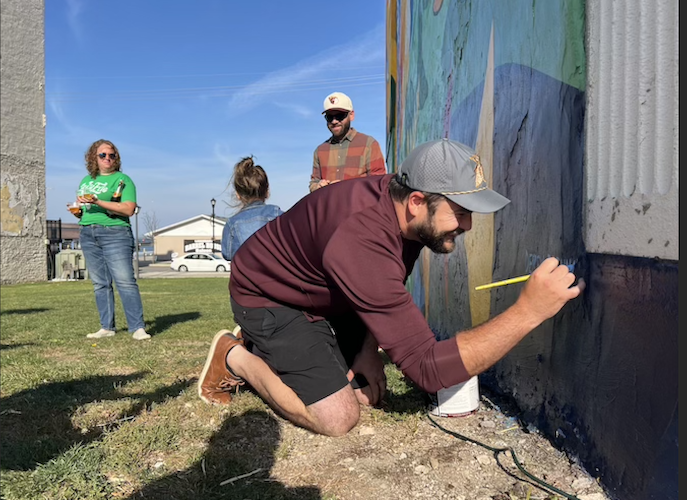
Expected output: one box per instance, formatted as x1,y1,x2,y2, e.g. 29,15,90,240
79,225,145,332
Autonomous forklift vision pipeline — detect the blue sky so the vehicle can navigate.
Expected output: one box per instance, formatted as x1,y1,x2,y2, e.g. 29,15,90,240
45,0,387,231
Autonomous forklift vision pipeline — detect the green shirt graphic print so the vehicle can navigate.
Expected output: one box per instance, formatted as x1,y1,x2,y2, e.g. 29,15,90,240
78,172,137,227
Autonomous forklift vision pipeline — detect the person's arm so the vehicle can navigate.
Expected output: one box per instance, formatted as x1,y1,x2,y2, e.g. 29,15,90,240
323,228,458,392
347,331,386,406
220,222,233,261
366,140,387,176
86,198,136,217
455,257,585,375
325,223,585,393
82,175,137,217
309,150,323,192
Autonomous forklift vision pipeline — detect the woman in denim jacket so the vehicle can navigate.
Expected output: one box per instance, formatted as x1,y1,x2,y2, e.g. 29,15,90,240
221,156,283,261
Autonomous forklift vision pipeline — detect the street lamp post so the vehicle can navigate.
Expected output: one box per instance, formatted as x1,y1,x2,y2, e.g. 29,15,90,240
210,198,216,254
134,205,140,279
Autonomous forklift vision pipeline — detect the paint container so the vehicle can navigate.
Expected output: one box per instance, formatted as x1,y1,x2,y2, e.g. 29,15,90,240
428,375,480,417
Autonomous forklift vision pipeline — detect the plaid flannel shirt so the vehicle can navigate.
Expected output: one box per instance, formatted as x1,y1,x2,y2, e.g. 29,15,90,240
309,128,386,192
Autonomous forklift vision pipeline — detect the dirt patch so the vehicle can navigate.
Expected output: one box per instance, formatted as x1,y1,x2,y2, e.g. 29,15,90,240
263,392,610,500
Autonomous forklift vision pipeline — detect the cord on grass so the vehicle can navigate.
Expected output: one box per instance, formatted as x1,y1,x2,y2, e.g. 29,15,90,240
426,414,581,500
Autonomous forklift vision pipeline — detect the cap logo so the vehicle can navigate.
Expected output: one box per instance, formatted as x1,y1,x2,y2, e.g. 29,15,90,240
470,154,485,187
329,96,338,105
442,153,489,197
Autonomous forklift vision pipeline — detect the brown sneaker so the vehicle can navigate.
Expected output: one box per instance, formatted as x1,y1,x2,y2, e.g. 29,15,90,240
198,329,245,405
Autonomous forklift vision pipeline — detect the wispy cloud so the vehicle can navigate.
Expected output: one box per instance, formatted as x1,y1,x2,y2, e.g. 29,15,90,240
227,24,385,115
66,0,86,43
274,102,312,117
46,96,113,151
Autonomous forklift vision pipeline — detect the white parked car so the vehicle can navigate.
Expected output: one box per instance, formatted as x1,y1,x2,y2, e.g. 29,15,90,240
169,253,231,272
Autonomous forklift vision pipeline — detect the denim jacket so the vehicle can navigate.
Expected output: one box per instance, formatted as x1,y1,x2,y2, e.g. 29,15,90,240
221,201,283,261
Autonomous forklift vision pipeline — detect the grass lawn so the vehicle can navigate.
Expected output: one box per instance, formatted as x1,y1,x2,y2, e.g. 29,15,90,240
0,278,425,500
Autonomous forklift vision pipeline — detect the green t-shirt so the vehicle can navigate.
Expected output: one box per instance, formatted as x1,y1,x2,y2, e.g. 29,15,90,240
77,172,137,227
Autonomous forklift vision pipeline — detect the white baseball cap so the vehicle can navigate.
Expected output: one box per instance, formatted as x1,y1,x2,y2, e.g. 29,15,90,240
322,92,353,114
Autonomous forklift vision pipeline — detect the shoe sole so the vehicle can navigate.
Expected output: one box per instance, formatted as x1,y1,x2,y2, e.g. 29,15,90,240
197,329,233,405
86,332,115,338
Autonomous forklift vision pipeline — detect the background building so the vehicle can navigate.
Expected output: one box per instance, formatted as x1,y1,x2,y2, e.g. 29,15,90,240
151,214,226,261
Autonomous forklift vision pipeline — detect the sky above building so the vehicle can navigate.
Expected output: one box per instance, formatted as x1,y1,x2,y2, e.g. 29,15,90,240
45,0,387,231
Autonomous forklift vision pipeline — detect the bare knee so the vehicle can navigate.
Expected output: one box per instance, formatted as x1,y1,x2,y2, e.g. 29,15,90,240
319,406,360,437
309,387,360,437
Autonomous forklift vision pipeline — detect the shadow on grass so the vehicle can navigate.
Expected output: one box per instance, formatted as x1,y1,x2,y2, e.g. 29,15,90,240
379,353,428,416
126,410,322,500
381,388,428,415
146,312,202,336
0,343,36,351
0,373,193,471
0,308,50,315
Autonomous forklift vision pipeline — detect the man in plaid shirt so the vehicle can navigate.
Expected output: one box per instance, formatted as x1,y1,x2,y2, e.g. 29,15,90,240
309,92,386,192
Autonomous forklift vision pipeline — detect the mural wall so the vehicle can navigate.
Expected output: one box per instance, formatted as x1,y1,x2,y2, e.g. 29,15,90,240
386,2,678,500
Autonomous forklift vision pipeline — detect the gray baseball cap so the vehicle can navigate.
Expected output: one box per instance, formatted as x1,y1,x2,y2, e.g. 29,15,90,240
396,138,510,214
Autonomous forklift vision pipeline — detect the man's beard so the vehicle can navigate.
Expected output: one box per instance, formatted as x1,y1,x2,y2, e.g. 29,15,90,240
416,217,461,254
330,121,351,141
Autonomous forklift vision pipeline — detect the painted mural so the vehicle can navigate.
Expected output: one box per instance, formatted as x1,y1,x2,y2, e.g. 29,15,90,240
387,0,586,336
387,2,677,500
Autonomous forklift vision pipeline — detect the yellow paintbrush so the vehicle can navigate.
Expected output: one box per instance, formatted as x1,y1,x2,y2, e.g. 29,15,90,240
475,264,575,291
475,274,531,290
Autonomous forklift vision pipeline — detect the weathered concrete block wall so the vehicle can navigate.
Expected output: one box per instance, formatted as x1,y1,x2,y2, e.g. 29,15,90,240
0,0,47,284
585,1,678,261
387,1,678,499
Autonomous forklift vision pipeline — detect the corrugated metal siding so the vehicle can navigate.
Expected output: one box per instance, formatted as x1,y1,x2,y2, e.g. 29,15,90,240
585,0,678,260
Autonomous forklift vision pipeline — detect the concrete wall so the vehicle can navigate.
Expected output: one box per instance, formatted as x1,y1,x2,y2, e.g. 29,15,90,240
585,0,678,261
0,0,47,284
387,1,678,499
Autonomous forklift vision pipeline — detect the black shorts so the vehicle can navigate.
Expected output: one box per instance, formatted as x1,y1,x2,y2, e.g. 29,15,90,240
231,298,367,406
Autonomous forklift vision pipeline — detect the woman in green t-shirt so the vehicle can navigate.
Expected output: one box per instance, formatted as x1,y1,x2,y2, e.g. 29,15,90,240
70,139,150,340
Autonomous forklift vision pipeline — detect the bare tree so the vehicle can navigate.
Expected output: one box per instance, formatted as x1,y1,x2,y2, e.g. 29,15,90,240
138,211,160,262
141,211,159,239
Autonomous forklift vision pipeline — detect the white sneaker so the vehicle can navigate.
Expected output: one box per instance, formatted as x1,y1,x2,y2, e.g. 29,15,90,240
86,328,116,339
132,328,151,340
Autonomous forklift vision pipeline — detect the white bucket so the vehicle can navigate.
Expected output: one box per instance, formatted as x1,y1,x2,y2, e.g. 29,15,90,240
428,375,480,417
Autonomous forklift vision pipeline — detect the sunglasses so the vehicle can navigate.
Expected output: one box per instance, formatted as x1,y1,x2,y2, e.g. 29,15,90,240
98,153,117,160
325,111,349,123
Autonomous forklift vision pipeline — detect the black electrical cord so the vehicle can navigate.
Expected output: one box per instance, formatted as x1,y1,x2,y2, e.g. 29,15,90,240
426,413,581,500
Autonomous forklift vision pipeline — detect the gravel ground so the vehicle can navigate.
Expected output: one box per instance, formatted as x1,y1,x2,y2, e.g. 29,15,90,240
260,393,611,500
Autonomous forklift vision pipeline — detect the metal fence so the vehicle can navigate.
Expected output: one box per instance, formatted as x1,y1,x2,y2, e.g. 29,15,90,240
46,219,62,280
